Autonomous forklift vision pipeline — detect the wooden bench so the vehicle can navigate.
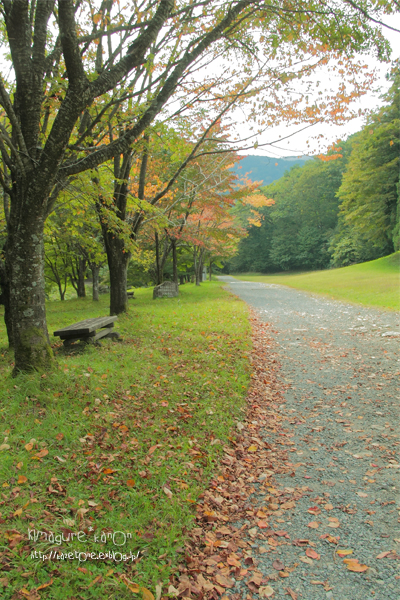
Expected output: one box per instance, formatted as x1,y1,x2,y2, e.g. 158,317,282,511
54,316,119,347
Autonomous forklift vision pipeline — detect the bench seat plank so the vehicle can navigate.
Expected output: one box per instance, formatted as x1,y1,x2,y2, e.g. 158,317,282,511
54,316,118,337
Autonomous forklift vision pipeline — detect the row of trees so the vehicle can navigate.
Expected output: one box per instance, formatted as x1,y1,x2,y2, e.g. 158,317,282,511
0,0,397,372
229,66,399,273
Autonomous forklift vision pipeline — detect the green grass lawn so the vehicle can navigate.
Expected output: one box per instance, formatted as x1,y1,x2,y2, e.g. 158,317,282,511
0,282,250,599
233,252,400,311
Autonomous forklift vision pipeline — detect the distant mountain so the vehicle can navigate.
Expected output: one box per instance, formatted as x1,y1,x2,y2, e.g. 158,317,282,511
232,154,311,186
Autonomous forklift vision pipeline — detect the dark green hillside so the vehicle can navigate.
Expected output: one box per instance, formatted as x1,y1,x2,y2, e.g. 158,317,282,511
233,154,311,185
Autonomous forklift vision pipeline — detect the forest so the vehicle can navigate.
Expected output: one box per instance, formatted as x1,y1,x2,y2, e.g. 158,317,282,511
229,66,399,274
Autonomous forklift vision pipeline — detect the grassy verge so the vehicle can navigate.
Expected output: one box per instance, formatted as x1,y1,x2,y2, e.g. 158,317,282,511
233,252,400,311
0,282,250,599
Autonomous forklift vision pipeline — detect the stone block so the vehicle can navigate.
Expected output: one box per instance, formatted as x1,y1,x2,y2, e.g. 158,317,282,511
153,281,179,299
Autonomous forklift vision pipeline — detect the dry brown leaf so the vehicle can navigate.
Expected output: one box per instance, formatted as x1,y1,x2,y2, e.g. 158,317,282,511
215,573,234,588
259,585,275,598
17,475,28,484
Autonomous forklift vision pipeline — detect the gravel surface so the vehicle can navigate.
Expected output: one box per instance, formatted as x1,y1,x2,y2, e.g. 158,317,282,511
219,277,400,600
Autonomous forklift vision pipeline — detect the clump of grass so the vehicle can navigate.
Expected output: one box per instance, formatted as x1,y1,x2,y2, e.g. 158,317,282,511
234,252,400,311
0,282,250,599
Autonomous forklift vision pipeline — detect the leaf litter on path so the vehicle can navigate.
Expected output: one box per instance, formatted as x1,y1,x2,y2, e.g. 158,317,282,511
175,306,398,598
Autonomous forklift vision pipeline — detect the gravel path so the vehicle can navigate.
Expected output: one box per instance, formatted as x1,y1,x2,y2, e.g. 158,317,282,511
219,277,400,600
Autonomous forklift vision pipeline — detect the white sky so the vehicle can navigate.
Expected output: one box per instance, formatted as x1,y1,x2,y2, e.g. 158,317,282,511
237,18,400,158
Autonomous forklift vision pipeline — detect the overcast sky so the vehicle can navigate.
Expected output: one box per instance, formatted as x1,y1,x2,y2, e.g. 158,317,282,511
237,17,400,158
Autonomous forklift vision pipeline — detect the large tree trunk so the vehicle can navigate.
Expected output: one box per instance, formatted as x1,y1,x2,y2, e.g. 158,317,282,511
103,231,130,315
0,255,13,347
6,216,53,374
91,265,100,301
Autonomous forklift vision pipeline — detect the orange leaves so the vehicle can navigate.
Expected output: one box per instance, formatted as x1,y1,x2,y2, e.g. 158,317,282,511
307,521,319,529
257,520,269,529
126,479,135,488
103,468,116,475
306,548,320,560
17,475,27,485
343,558,369,572
327,517,340,528
32,448,48,460
24,442,33,451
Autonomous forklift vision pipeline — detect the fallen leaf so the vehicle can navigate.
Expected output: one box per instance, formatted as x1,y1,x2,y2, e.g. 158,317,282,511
126,479,135,488
356,492,368,498
285,587,298,600
307,521,319,529
272,559,285,571
56,433,64,441
306,549,320,560
141,587,155,600
103,468,115,474
299,556,314,565
343,559,369,572
17,475,28,484
163,486,173,499
215,573,234,588
376,551,391,559
248,445,258,453
258,520,269,529
33,448,48,458
0,444,10,451
307,506,321,515
335,548,353,558
13,508,23,517
259,585,274,598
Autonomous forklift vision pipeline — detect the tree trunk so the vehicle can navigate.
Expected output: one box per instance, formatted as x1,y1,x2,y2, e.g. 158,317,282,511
155,231,163,285
103,231,130,315
171,238,179,289
0,255,14,347
77,258,86,298
58,283,65,301
91,265,100,301
209,260,212,281
6,217,53,374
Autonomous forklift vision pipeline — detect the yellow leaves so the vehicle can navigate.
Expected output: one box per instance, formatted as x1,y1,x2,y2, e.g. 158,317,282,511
389,140,394,146
336,548,353,557
120,576,154,599
343,558,369,572
17,475,28,485
25,442,33,451
13,508,23,517
247,445,258,453
243,194,275,208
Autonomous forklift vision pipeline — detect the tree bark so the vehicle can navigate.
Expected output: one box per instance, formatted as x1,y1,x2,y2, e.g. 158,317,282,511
6,216,53,373
171,238,179,289
209,260,212,281
102,229,130,315
77,258,86,298
91,264,100,301
155,231,162,285
0,254,13,347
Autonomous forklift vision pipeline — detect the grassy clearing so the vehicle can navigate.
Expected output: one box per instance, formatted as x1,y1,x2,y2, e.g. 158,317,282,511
233,252,400,311
0,282,250,599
